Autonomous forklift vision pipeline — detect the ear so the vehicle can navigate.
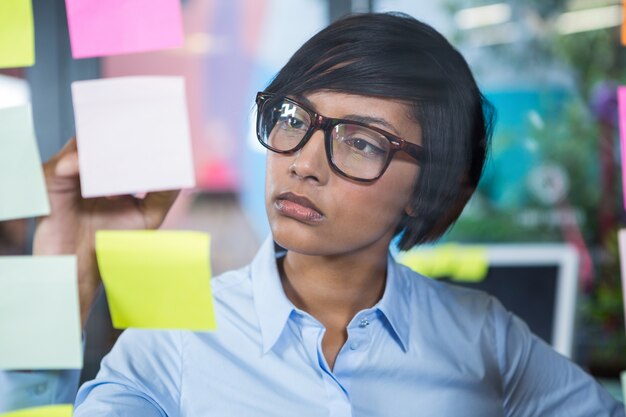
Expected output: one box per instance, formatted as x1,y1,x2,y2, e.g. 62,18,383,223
404,203,417,218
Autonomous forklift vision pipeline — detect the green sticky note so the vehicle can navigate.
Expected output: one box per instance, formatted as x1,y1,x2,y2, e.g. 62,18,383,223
621,371,626,405
0,0,35,69
0,256,82,370
0,405,72,417
0,105,50,221
96,230,216,331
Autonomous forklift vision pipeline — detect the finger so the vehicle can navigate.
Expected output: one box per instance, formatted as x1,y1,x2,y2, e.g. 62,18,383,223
49,137,78,163
104,195,126,200
55,152,79,177
140,189,181,229
43,137,78,178
59,137,78,153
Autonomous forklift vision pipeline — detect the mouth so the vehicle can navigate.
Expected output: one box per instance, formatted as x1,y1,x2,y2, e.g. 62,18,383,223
274,192,325,223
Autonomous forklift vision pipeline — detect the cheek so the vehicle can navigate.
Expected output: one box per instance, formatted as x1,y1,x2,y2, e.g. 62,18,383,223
265,153,288,201
333,169,417,234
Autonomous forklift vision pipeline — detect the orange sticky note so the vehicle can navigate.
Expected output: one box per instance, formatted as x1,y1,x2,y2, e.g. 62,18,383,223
622,0,626,45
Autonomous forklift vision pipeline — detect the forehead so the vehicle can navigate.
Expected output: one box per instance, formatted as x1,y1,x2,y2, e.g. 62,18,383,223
298,90,422,145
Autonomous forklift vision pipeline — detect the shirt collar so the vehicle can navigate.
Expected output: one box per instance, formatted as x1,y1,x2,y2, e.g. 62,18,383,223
251,237,412,354
251,236,295,354
375,253,412,352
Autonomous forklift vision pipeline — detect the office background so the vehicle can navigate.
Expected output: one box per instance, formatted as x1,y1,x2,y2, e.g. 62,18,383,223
0,0,624,399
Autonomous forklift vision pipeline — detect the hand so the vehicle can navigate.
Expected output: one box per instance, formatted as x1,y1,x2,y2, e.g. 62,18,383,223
34,138,179,327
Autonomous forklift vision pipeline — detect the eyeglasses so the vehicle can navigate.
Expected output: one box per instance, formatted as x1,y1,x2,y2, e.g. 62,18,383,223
255,92,424,182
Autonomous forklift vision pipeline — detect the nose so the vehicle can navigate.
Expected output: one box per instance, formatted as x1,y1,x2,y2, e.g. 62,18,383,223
289,129,329,184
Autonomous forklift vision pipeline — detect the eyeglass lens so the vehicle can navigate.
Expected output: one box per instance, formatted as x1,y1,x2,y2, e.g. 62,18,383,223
258,98,391,180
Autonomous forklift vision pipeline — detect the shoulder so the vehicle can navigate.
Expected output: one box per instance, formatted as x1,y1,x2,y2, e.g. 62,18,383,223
394,260,499,319
392,259,513,352
211,264,253,296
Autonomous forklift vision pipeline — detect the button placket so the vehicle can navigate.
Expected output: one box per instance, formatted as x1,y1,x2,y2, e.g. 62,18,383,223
348,316,371,351
298,317,325,376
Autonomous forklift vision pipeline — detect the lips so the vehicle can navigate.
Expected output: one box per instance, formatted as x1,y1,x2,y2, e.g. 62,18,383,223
275,192,325,222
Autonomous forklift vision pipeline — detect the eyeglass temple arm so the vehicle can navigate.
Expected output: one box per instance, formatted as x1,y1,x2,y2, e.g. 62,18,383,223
398,142,424,162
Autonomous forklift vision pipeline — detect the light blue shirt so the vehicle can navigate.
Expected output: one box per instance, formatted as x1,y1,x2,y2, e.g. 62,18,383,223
3,236,624,416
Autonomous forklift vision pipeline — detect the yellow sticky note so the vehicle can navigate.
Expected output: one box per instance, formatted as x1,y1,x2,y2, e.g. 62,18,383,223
428,244,458,278
398,244,458,278
0,405,72,417
398,244,488,283
0,0,35,69
96,230,216,331
451,247,489,283
397,251,433,276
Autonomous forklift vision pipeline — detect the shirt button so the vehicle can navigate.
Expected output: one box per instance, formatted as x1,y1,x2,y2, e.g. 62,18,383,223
34,383,47,395
359,318,370,328
350,341,360,350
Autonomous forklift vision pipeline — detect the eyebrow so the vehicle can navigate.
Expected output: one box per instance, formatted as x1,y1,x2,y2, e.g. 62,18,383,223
293,94,401,137
342,114,401,136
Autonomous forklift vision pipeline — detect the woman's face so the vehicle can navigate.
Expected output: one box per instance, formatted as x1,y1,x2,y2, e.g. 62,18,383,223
265,90,422,257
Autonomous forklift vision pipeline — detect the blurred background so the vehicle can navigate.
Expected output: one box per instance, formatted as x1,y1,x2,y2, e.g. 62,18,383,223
0,0,624,398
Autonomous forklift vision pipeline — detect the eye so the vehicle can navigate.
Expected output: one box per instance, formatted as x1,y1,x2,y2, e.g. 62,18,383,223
274,102,309,132
282,116,306,130
343,137,386,156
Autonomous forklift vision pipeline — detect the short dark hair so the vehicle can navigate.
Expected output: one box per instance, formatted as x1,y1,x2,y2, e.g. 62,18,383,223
265,12,496,250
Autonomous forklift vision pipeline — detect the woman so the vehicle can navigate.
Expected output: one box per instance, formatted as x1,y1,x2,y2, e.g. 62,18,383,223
8,12,623,416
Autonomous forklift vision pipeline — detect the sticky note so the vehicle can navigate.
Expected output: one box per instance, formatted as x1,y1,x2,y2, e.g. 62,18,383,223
622,0,626,46
617,230,626,326
96,230,216,330
452,247,489,282
0,256,82,370
65,0,184,59
0,0,34,69
397,250,431,276
71,76,195,198
0,106,50,221
619,87,626,209
621,370,626,405
0,405,72,417
398,244,489,282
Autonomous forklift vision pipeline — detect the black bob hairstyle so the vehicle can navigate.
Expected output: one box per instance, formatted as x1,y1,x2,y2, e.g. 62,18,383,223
264,12,496,250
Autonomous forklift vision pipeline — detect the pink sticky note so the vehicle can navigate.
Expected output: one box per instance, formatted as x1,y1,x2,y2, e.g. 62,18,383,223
65,0,184,59
619,87,626,209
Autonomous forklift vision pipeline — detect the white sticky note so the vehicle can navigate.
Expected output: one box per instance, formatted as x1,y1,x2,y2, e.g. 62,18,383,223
0,105,50,221
71,76,195,198
0,256,82,370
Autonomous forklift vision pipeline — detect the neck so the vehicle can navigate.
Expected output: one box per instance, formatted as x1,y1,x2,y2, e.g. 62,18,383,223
279,242,389,330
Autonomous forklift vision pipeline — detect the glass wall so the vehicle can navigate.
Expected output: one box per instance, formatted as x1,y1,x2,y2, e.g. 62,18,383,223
0,0,624,404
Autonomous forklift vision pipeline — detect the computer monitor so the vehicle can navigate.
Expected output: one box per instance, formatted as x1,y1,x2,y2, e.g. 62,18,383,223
401,244,579,358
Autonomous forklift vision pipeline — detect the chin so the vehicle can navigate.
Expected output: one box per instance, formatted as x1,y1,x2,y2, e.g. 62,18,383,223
270,220,330,256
